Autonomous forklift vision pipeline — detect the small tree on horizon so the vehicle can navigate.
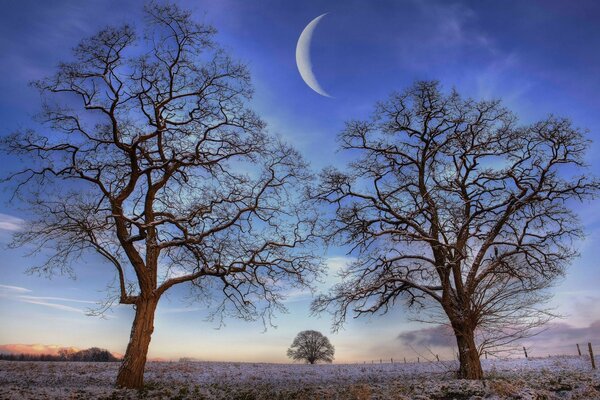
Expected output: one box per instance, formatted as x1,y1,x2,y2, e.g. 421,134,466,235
287,330,335,364
1,3,321,389
311,81,599,380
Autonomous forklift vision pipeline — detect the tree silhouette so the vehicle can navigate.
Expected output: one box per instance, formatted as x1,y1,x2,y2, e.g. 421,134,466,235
2,3,321,389
0,347,119,362
287,330,335,364
312,81,599,379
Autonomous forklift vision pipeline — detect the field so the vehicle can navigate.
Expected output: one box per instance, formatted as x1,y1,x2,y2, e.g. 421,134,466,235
1,356,599,399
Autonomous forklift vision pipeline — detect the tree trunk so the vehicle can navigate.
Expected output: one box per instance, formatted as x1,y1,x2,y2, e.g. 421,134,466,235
116,296,159,389
453,323,483,380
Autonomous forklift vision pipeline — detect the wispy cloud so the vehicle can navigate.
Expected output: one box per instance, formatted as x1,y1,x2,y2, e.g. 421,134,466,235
391,0,494,70
0,283,93,314
18,295,96,304
0,213,25,232
157,263,189,282
281,287,314,304
19,299,85,314
0,284,31,293
325,256,354,273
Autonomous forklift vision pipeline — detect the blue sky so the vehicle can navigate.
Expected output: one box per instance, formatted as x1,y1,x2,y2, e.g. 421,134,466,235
1,0,600,362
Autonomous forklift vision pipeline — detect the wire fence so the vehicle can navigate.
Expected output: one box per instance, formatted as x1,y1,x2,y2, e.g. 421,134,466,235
357,342,597,370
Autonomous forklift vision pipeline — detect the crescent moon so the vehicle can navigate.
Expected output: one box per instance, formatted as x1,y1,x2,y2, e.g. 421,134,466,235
296,13,332,98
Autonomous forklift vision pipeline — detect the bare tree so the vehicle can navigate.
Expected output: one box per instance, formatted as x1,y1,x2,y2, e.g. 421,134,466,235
287,330,335,364
311,81,599,379
1,3,321,389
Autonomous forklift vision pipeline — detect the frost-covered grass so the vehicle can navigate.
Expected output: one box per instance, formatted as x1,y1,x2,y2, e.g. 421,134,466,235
1,355,599,399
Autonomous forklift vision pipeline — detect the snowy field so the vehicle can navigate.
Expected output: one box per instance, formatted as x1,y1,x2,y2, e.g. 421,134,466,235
1,356,599,399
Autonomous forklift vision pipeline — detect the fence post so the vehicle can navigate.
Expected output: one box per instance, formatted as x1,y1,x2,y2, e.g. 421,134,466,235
436,354,439,362
391,358,393,364
417,357,420,363
577,343,581,356
589,343,596,370
404,357,406,363
523,346,528,359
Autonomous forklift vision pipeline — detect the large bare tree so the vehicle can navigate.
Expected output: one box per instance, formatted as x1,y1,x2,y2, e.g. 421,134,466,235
311,81,598,379
2,4,321,389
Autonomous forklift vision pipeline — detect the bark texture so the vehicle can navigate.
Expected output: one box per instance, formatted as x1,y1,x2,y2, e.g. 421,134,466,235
116,297,158,388
453,323,483,379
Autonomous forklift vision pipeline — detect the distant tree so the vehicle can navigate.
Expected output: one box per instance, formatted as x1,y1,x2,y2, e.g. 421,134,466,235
72,347,119,362
287,330,335,364
0,347,119,362
2,3,321,389
58,348,76,360
311,81,599,379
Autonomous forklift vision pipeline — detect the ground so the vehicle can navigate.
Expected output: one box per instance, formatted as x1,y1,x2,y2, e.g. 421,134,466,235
0,356,599,399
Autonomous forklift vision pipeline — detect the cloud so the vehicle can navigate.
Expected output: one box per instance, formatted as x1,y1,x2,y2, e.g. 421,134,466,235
18,295,96,304
19,299,85,314
415,1,477,47
522,320,600,356
281,287,314,304
395,319,600,357
0,284,31,293
325,256,354,273
0,344,80,356
0,213,25,232
473,53,529,102
315,256,356,289
390,0,493,70
533,320,600,342
0,343,123,359
157,263,189,282
397,324,455,348
0,283,92,314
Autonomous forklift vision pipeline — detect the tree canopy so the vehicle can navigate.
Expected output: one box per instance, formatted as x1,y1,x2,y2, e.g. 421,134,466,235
287,330,335,364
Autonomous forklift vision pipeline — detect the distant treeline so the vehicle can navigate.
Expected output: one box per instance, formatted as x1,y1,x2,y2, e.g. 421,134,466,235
0,347,120,362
